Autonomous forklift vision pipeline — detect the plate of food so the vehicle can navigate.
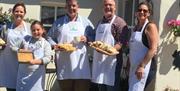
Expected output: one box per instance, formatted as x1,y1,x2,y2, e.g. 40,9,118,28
57,43,76,52
89,41,119,56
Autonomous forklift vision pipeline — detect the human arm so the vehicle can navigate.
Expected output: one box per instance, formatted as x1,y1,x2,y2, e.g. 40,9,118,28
47,17,65,48
82,17,95,43
47,23,58,46
136,23,159,80
112,17,131,51
30,41,52,65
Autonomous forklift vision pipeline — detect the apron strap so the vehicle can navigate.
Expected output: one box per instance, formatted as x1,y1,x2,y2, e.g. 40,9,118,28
27,37,45,50
10,21,28,35
140,19,149,33
103,15,116,42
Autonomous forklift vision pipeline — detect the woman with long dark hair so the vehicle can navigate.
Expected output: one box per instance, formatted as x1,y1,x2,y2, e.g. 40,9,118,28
128,1,159,91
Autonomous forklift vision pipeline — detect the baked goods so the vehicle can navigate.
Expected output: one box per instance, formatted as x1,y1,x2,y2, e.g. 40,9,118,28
17,49,33,63
58,43,76,52
0,38,5,45
89,41,119,55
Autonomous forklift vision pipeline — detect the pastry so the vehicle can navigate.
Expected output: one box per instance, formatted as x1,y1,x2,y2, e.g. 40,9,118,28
90,41,118,54
58,43,76,52
0,38,5,45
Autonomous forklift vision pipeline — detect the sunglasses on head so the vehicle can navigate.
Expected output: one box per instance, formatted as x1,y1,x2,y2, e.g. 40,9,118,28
137,9,149,13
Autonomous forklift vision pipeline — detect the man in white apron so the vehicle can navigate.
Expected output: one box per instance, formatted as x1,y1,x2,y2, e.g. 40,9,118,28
91,0,130,91
47,0,94,91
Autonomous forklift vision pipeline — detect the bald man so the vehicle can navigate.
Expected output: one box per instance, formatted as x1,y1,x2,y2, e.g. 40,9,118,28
91,0,130,91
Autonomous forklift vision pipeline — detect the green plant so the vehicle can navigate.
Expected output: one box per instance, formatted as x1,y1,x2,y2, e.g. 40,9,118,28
0,7,13,24
0,7,35,24
167,19,180,36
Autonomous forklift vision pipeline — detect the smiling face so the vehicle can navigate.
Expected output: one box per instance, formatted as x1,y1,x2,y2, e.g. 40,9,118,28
31,24,45,39
136,4,150,21
12,5,26,23
103,0,116,18
66,0,79,19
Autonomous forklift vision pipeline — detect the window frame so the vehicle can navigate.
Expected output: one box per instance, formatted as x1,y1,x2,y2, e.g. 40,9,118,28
40,1,66,30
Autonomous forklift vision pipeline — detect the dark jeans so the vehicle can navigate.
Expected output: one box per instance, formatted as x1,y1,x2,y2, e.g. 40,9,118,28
90,83,113,91
145,57,157,88
6,88,16,91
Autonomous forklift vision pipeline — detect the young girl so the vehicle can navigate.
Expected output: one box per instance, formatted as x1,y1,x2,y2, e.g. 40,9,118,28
16,20,52,91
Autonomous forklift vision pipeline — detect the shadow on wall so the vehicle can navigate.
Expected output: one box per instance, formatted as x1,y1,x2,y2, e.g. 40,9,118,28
172,50,180,71
78,0,103,26
158,0,180,75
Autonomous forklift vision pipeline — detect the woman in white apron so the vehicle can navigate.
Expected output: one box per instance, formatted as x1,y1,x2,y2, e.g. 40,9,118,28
128,2,159,91
16,21,52,91
0,2,31,91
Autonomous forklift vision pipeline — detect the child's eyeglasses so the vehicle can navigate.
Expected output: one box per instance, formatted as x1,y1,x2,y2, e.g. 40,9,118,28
137,9,149,13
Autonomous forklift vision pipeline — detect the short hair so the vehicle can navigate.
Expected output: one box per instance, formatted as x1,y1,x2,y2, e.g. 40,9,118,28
31,20,44,30
103,0,116,5
12,2,26,14
66,0,79,4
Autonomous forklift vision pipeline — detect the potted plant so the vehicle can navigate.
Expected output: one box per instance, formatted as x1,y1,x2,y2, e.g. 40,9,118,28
167,19,180,36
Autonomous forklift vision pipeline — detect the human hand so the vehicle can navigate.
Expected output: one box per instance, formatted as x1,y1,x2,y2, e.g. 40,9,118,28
135,66,145,80
53,44,66,51
113,43,121,51
18,49,32,53
29,59,42,65
80,35,87,43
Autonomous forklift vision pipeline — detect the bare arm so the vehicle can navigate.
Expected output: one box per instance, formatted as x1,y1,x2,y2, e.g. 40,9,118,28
139,23,159,67
136,23,159,80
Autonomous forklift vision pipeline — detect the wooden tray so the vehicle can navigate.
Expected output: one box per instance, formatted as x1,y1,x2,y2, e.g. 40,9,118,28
17,50,34,63
90,46,119,56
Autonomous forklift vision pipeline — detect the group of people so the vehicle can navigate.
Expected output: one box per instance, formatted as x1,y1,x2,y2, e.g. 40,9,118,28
0,0,159,91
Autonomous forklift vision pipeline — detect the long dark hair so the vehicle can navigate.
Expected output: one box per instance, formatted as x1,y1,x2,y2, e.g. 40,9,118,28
137,1,154,22
137,1,152,15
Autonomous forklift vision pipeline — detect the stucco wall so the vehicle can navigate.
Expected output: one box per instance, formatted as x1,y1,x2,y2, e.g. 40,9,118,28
1,0,180,91
153,0,180,91
0,3,40,21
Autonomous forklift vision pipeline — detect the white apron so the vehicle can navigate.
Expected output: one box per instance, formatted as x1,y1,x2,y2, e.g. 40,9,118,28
92,15,117,86
0,22,29,88
56,15,91,80
16,37,46,91
128,20,151,91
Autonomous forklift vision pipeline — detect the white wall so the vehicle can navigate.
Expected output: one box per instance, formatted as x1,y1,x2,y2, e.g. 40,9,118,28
154,0,180,90
1,3,40,20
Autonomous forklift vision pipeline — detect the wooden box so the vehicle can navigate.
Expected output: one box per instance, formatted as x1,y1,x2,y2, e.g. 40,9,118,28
17,50,34,63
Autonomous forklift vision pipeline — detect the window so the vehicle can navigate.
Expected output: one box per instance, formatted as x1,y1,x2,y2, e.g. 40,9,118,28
117,0,139,26
41,6,66,31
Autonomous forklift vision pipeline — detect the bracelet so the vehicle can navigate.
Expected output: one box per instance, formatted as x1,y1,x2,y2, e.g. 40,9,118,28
138,63,145,68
